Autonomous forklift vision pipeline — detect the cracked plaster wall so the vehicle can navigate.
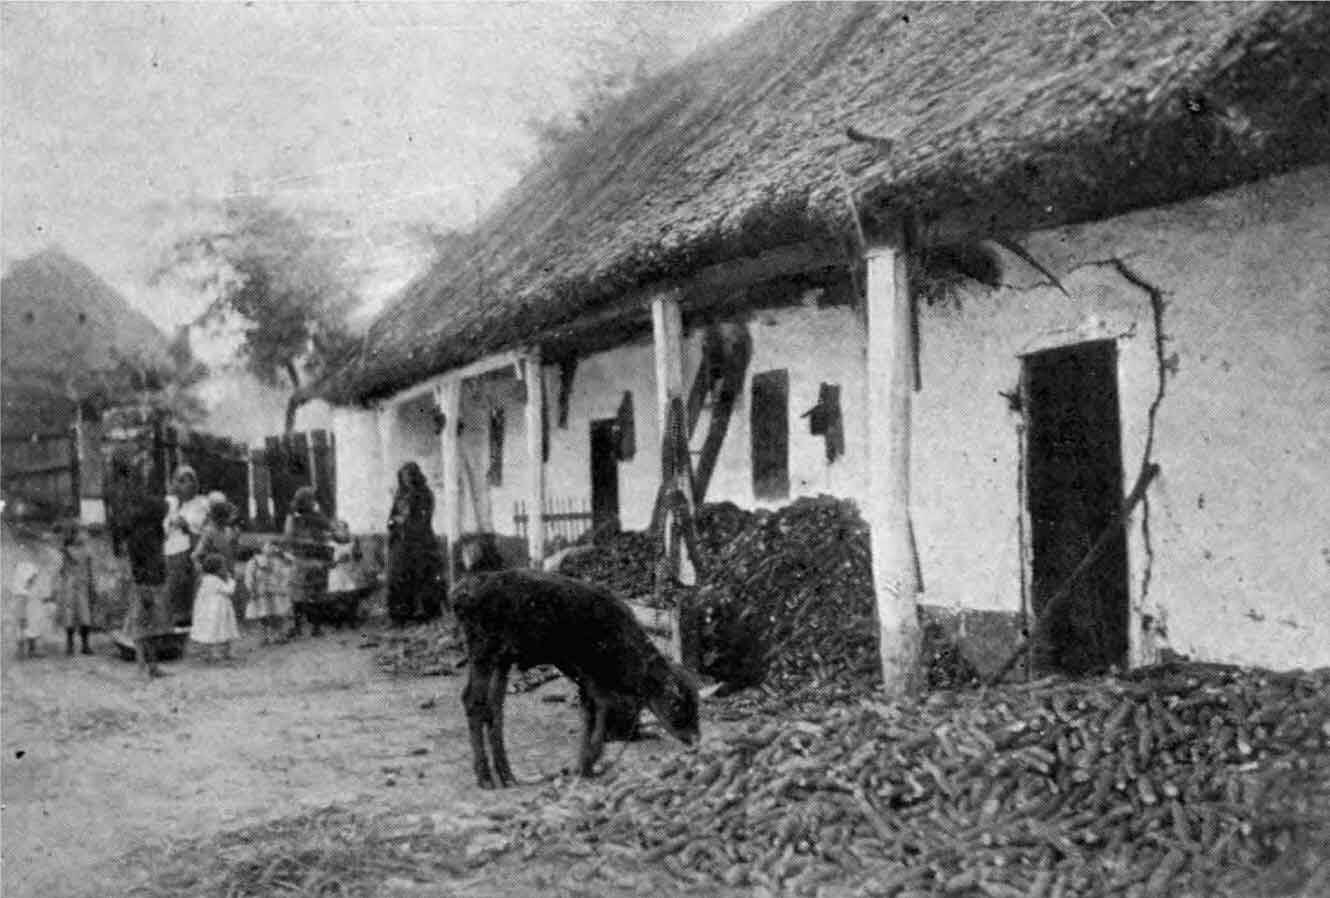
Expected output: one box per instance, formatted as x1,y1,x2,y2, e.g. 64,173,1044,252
913,164,1330,670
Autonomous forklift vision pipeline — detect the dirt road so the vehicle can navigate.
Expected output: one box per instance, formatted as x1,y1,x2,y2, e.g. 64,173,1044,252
1,628,682,898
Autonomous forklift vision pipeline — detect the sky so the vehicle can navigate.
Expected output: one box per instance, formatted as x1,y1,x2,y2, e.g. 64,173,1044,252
1,1,763,333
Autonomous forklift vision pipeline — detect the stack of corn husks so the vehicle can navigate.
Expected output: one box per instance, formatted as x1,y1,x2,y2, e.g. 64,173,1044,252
560,530,658,598
502,664,1330,897
372,623,560,693
373,623,463,677
691,495,879,690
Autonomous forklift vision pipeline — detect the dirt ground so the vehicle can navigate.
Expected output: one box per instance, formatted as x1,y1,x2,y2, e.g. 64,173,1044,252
0,624,695,898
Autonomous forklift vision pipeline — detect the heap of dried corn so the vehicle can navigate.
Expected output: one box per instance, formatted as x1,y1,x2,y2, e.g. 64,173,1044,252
560,529,658,598
373,622,463,677
504,664,1330,897
372,622,561,693
691,495,879,690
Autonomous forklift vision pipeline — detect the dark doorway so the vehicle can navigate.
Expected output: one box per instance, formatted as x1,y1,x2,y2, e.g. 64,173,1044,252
1024,340,1130,675
590,418,621,532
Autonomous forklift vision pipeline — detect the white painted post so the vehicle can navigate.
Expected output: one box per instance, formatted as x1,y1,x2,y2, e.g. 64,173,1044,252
440,378,462,585
651,291,696,586
653,293,686,440
523,349,545,568
865,231,923,696
377,402,396,525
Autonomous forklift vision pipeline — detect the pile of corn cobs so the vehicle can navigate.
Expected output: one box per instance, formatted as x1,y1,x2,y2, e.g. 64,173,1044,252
503,663,1330,897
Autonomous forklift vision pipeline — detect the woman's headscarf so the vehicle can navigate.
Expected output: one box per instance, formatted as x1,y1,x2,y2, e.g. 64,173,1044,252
172,465,199,497
397,462,429,495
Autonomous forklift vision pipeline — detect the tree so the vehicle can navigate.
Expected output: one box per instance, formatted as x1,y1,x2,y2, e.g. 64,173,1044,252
155,195,359,433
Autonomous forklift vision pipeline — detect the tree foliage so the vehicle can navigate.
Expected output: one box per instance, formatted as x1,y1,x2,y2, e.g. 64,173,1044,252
155,195,359,432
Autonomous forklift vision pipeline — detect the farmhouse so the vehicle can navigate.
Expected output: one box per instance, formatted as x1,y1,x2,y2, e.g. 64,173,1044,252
322,3,1330,677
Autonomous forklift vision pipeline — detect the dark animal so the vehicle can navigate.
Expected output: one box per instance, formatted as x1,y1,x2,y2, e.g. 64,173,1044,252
454,569,700,788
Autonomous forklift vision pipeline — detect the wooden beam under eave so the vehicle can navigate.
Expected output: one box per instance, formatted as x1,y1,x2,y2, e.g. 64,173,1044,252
522,348,545,568
540,240,845,355
651,290,697,586
865,229,923,697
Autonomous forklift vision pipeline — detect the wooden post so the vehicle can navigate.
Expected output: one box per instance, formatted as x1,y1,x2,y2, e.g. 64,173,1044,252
378,403,395,524
652,292,696,586
865,230,923,697
439,379,462,586
523,349,546,568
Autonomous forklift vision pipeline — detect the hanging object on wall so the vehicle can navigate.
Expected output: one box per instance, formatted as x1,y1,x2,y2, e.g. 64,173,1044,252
487,406,505,486
556,357,578,429
802,382,845,463
615,390,635,461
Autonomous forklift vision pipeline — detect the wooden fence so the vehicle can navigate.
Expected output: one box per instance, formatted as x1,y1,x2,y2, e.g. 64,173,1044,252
250,429,336,531
1,431,79,518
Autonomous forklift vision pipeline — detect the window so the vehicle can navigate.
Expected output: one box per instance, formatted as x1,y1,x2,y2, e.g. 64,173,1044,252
750,369,789,499
487,407,505,486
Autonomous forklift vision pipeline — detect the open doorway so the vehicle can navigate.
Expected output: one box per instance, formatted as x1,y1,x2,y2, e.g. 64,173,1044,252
1023,340,1130,675
590,418,620,532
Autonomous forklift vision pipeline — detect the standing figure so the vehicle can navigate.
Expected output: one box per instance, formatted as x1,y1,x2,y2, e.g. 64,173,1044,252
163,466,209,627
386,461,444,627
54,523,97,655
284,486,333,636
190,553,239,662
244,541,292,645
11,553,54,659
193,492,239,619
116,452,173,678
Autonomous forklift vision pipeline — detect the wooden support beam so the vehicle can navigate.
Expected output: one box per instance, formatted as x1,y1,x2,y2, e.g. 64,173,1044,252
522,349,546,568
541,240,842,353
652,292,697,587
652,292,686,442
439,378,462,587
377,403,396,525
865,229,922,697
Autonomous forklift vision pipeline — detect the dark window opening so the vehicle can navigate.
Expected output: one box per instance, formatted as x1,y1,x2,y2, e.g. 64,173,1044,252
751,369,790,500
1024,340,1130,676
487,407,505,486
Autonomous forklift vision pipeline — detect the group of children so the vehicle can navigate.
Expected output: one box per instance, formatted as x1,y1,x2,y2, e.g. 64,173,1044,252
11,487,362,666
183,492,362,662
12,522,99,659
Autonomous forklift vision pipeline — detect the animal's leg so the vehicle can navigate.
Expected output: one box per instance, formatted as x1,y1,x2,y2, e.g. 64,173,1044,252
462,660,495,788
579,683,610,778
485,663,516,786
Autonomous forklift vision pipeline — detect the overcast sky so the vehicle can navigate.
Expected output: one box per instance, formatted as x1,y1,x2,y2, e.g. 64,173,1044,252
1,2,762,330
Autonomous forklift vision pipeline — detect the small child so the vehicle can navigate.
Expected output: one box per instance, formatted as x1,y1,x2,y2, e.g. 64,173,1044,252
326,519,358,594
244,541,292,645
190,553,240,662
12,558,53,659
55,523,97,655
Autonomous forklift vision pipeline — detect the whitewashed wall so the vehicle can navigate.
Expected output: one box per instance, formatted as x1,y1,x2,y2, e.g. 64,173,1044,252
698,304,868,511
330,405,386,533
913,164,1330,670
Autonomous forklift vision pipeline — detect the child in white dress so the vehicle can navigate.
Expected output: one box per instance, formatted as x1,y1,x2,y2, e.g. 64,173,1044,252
190,553,239,662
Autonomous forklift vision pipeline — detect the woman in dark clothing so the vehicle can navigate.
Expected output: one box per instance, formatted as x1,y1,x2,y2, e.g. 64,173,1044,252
109,449,173,678
284,486,333,637
386,462,444,626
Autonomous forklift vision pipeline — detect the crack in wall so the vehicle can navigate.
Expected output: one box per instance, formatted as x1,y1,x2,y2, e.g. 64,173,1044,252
1081,257,1171,615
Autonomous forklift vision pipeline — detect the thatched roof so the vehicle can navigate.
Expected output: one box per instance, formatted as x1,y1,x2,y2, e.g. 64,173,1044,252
2,249,173,436
327,1,1330,404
